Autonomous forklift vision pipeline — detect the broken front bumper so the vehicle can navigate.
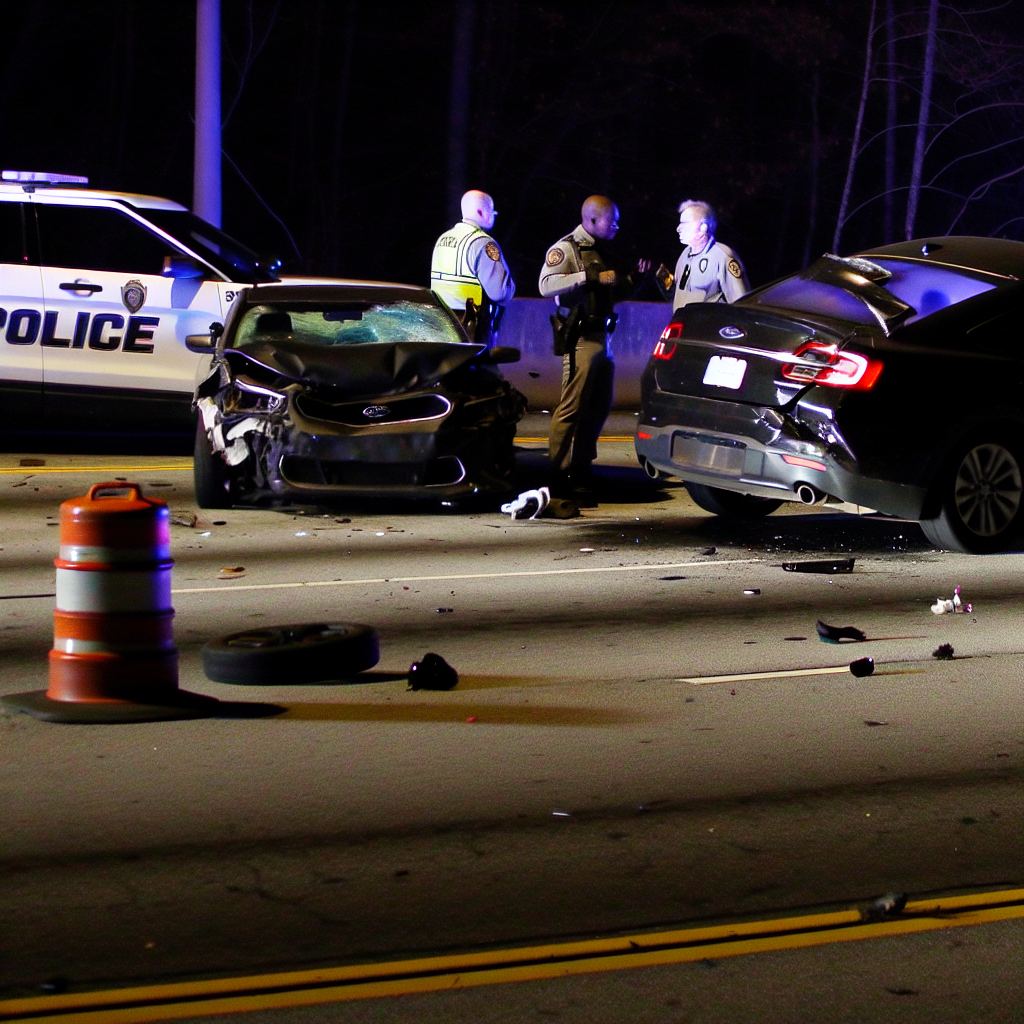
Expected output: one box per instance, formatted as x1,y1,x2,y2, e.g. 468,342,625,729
634,391,927,520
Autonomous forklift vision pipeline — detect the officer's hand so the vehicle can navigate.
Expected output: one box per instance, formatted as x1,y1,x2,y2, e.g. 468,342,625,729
598,270,617,285
636,259,651,274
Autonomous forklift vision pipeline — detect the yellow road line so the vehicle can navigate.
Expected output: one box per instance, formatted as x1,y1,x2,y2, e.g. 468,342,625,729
516,436,634,443
2,890,1020,1023
0,467,190,475
171,558,760,595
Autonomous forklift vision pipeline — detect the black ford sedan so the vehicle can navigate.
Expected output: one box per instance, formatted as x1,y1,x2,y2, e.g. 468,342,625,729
192,283,525,507
635,236,1023,553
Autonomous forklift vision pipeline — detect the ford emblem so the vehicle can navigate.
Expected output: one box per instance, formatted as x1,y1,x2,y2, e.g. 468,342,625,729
719,326,745,339
363,405,390,419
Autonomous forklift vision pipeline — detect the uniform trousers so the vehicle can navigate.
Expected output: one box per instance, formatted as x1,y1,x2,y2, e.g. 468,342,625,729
549,335,615,474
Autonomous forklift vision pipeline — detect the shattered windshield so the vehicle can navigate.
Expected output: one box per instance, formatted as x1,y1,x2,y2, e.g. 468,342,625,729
232,300,465,348
751,259,996,326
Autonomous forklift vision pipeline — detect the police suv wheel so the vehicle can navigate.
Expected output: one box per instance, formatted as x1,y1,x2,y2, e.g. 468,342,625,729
202,623,380,684
684,482,782,519
193,422,234,509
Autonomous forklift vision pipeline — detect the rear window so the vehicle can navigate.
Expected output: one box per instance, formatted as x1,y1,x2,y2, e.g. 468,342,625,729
752,259,996,326
233,300,464,348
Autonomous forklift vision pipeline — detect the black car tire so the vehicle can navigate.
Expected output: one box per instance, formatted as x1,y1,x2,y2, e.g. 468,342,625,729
685,482,783,519
919,439,1023,554
202,623,380,684
193,422,234,509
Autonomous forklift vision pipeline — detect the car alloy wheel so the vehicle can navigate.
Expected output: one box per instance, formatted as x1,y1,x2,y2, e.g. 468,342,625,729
952,443,1022,538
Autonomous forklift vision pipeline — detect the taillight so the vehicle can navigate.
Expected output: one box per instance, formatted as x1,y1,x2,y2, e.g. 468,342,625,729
781,341,882,390
653,322,682,359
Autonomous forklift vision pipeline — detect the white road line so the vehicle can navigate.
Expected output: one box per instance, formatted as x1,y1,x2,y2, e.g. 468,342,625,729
171,559,761,595
681,666,851,685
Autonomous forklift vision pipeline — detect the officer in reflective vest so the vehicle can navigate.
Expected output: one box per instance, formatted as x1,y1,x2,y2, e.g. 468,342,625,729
431,190,515,345
655,199,749,309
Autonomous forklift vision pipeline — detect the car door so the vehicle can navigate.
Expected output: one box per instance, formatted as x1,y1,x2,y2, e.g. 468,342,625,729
0,196,44,431
33,199,226,435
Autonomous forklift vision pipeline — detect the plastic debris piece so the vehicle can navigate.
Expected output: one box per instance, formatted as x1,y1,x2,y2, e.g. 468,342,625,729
784,636,807,641
501,486,551,520
782,557,855,574
660,576,687,581
931,585,972,615
465,716,477,723
701,546,717,556
816,619,866,643
932,643,955,661
407,652,459,691
579,547,595,553
743,588,761,595
212,520,227,526
217,566,246,579
730,689,736,695
552,810,571,817
863,719,889,727
849,656,875,677
436,607,454,614
294,531,308,537
862,892,907,921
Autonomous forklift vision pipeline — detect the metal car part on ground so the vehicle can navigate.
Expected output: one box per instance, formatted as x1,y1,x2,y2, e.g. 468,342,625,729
634,236,1024,553
192,284,526,507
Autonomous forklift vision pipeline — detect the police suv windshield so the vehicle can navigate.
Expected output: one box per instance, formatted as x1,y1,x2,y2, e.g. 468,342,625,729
751,259,996,326
139,209,278,283
233,301,465,348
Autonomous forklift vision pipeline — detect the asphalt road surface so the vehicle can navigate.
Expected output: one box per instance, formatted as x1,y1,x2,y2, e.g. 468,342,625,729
1,416,1022,1022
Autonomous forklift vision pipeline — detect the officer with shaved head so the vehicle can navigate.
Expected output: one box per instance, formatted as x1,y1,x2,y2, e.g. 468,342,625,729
540,195,649,503
431,189,515,345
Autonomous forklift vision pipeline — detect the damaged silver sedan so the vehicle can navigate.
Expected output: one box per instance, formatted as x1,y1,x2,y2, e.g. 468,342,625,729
191,284,525,508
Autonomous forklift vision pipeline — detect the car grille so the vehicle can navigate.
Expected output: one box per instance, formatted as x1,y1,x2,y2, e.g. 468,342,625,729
294,392,452,427
281,455,466,488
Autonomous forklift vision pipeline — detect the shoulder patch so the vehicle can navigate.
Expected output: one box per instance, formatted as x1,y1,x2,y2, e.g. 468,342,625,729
546,247,565,267
485,241,502,262
728,259,743,279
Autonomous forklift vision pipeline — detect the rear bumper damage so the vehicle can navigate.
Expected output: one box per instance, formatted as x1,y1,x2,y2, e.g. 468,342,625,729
635,390,927,520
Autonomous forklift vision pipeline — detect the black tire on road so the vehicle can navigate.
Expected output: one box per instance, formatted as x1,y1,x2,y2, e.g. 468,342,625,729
919,439,1023,554
193,421,234,509
202,623,380,684
684,482,783,519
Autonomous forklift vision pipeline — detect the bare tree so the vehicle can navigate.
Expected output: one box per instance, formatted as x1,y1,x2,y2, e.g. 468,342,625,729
447,0,476,223
904,0,939,238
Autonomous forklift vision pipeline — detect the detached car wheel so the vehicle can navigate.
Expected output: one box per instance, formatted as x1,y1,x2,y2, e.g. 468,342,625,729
193,422,234,509
202,623,380,684
685,482,783,519
920,441,1023,553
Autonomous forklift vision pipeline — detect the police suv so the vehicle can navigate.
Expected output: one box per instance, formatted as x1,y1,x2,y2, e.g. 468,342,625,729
0,170,292,451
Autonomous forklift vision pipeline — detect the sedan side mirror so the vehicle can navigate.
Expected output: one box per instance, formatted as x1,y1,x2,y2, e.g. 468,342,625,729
485,346,520,364
163,255,206,280
185,321,224,353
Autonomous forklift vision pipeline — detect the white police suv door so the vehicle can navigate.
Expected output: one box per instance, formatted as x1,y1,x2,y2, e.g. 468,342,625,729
0,197,44,430
33,199,225,435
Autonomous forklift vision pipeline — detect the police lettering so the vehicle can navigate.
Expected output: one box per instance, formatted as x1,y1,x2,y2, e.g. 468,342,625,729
0,308,160,353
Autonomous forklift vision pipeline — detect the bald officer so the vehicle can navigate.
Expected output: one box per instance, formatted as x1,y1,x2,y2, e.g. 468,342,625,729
540,195,648,500
431,190,515,344
657,200,749,309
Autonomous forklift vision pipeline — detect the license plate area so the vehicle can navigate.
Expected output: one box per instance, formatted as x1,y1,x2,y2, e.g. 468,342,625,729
702,355,747,389
671,433,747,475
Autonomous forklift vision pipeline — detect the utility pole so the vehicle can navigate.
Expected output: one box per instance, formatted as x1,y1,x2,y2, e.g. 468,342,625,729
193,0,222,227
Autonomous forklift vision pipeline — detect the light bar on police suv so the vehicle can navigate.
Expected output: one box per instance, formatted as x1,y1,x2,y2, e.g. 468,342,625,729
2,170,89,184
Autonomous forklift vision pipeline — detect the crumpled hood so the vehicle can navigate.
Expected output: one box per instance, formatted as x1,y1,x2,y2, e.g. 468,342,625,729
228,339,484,397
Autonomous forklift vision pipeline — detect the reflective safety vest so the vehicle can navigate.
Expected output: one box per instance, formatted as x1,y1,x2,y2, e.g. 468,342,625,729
430,221,487,311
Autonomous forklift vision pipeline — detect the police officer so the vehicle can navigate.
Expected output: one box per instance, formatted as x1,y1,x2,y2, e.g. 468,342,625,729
656,200,749,309
540,195,649,502
430,190,515,344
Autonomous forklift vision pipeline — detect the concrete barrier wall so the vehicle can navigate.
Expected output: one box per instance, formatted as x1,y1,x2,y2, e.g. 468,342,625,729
496,299,672,411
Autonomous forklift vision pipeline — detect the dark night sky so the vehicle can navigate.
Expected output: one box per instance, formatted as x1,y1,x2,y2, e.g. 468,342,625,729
2,1,1021,293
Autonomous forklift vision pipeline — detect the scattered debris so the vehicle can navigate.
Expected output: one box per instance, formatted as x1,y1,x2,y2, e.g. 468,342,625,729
782,557,855,574
336,518,351,523
11,476,33,488
407,652,459,691
864,719,889,727
885,988,919,997
552,810,572,818
501,486,550,520
579,547,595,553
436,607,454,614
701,546,717,556
212,520,227,526
19,458,46,467
295,531,308,537
863,892,908,921
38,978,68,995
932,643,955,661
816,619,866,643
146,481,174,488
743,588,761,596
660,575,687,581
169,511,198,528
931,585,972,615
849,657,875,677
217,566,246,580
465,716,478,722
